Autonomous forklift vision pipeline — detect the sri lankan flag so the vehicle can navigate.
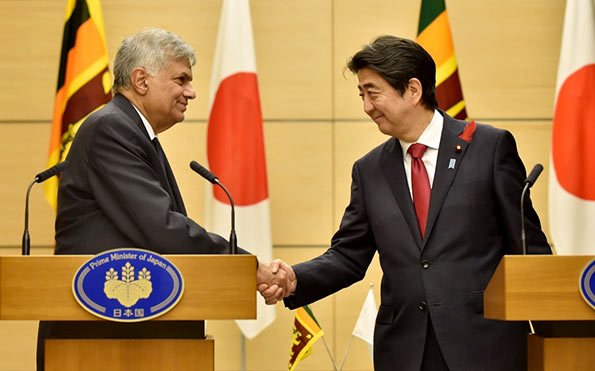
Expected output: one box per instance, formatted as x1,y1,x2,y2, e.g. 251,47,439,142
289,305,324,371
45,0,111,209
416,0,468,120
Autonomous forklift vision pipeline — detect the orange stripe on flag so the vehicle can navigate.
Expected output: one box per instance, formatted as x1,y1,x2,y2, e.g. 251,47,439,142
62,19,106,98
416,11,454,67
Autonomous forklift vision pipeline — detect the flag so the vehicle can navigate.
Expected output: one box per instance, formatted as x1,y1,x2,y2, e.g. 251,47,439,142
549,0,595,255
353,287,378,359
416,0,468,120
289,306,324,371
206,0,274,338
45,0,112,209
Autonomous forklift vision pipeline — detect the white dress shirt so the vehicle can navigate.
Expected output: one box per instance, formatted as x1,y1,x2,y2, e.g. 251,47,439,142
400,109,444,199
132,104,157,140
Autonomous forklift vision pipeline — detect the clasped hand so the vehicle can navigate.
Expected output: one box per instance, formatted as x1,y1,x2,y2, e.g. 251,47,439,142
256,259,296,305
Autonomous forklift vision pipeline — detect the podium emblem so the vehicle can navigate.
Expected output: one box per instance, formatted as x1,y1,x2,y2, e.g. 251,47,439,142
579,259,595,310
73,248,184,322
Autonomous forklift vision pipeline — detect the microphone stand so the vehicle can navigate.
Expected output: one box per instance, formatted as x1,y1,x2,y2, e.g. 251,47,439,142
190,161,237,254
214,179,237,255
520,183,530,255
22,179,36,255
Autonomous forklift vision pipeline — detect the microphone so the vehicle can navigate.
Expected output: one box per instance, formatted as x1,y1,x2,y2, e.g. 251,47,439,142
520,164,543,255
189,161,237,254
525,164,544,187
23,161,69,255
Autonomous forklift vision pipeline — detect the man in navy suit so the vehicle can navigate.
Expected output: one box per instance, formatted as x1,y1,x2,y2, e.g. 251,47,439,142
260,36,551,371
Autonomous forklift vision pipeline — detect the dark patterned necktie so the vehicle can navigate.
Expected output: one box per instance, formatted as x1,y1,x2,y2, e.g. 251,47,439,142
408,143,431,238
152,137,167,171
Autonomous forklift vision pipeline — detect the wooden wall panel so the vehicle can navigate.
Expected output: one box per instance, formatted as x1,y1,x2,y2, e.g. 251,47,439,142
333,0,420,120
493,120,552,241
333,122,389,229
265,122,334,246
164,121,335,246
101,0,221,121
448,0,565,119
0,0,566,370
0,124,56,247
333,0,565,120
0,1,63,121
252,0,333,120
159,123,208,225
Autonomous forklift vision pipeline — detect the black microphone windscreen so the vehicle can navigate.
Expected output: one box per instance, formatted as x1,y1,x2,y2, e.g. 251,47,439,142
35,160,69,183
189,161,218,184
525,163,544,187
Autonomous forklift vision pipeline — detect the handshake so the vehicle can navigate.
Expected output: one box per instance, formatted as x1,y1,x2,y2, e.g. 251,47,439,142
256,259,296,305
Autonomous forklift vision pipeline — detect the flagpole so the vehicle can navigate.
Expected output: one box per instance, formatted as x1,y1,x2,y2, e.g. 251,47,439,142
338,335,354,371
321,335,338,371
240,334,246,371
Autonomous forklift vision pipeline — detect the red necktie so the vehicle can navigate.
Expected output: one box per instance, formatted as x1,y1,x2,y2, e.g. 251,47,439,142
408,143,431,238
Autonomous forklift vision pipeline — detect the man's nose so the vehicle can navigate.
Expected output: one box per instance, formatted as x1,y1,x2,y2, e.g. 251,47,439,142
363,96,374,115
185,84,197,100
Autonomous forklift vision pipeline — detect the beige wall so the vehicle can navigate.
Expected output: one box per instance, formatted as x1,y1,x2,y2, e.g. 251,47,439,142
0,0,564,370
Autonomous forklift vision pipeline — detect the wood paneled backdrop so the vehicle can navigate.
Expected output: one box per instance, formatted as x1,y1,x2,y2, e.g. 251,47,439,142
0,0,564,370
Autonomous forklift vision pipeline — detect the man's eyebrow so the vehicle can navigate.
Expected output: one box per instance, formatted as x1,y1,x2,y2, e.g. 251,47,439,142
176,72,193,81
359,82,379,90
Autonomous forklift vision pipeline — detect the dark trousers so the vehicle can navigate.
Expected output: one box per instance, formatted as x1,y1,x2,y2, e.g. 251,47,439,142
421,316,449,371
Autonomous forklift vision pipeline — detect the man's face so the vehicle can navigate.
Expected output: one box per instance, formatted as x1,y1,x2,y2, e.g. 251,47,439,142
144,58,196,133
357,67,414,138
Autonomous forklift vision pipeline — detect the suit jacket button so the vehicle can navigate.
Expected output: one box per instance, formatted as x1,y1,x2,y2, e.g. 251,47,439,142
422,261,430,269
419,301,427,311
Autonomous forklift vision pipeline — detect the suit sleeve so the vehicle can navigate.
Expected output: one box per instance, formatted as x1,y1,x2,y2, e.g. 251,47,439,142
493,130,551,255
85,113,235,255
285,161,377,309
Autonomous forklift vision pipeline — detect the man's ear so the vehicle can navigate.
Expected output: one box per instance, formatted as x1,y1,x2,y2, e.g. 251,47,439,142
130,67,149,95
407,78,423,105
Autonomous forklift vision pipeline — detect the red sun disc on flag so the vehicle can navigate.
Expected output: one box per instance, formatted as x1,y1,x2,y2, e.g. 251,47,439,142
552,64,595,200
207,72,268,206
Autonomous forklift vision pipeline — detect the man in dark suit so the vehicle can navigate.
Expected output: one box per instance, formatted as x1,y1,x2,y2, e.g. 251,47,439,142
38,27,283,371
259,36,551,371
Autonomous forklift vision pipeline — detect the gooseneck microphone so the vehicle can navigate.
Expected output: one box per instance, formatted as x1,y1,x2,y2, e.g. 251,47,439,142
23,160,69,255
520,164,543,255
189,160,237,254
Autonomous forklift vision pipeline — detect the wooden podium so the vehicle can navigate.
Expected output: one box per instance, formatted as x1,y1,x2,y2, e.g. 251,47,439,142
0,255,256,371
484,255,595,371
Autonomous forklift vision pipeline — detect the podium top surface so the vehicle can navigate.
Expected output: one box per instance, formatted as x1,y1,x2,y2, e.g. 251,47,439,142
0,254,256,321
484,255,595,321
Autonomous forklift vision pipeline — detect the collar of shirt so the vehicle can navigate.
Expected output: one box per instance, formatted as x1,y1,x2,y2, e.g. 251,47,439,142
131,104,157,140
400,109,444,197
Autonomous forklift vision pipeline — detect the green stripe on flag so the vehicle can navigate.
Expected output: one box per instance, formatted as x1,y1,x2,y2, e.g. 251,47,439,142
417,0,446,35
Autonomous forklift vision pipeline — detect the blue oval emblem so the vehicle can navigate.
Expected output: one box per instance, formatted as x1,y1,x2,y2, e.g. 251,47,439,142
579,259,595,310
73,248,184,322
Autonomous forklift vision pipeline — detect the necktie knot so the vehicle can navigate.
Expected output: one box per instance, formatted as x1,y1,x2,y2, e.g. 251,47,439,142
408,143,427,159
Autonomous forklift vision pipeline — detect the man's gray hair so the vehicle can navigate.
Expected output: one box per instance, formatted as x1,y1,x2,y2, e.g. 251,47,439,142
113,27,197,93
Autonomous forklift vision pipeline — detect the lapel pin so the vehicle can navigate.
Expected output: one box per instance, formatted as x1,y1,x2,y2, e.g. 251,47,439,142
455,144,462,152
448,158,456,170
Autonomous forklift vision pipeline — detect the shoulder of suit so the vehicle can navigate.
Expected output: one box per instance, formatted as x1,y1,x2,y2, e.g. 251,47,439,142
443,113,510,140
353,136,395,165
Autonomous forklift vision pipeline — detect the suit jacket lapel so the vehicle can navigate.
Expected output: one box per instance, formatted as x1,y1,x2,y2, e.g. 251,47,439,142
161,155,187,216
112,94,187,216
380,138,423,248
423,114,469,247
